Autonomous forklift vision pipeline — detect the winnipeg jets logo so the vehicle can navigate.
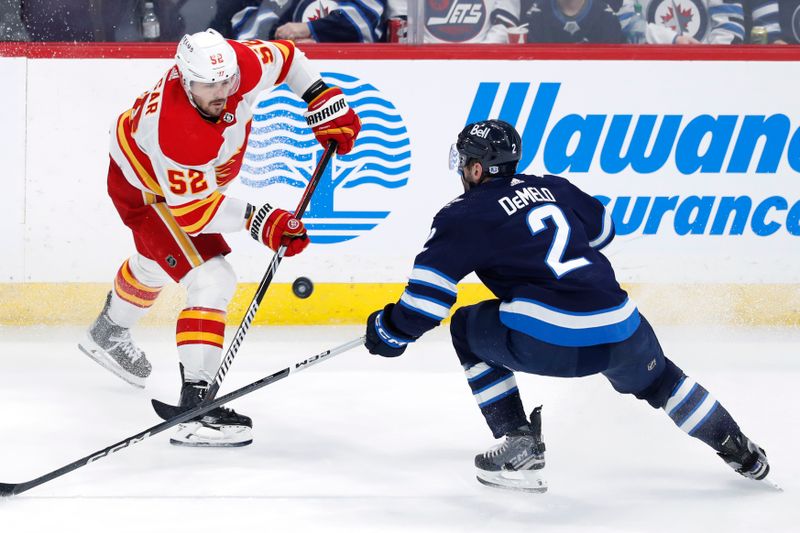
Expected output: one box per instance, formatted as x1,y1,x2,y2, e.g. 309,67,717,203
426,0,487,42
661,3,693,32
428,1,483,25
647,0,708,40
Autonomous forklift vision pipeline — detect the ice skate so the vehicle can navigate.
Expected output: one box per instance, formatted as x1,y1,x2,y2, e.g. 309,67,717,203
475,406,547,493
78,292,152,388
717,432,770,481
170,380,253,447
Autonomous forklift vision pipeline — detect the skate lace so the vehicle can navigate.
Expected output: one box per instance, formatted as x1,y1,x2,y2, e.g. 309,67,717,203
486,438,513,459
485,434,538,460
109,330,144,363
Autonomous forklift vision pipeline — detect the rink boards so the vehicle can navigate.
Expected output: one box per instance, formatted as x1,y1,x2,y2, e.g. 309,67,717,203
1,47,798,326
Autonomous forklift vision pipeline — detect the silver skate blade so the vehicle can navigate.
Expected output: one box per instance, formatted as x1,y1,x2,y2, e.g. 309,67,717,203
759,477,783,492
170,422,253,448
169,439,253,448
476,469,548,494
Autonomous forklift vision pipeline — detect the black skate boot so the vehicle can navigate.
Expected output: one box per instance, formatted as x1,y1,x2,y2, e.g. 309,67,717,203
78,291,152,388
474,406,547,493
170,380,253,447
717,432,769,481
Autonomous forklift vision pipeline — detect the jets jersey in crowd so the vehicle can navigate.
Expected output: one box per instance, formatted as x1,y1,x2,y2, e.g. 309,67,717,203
225,0,386,43
522,0,624,42
423,0,520,43
385,173,640,348
109,39,319,236
748,0,795,43
616,0,744,43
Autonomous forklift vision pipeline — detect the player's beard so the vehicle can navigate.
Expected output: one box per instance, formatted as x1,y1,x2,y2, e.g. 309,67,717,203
199,98,227,119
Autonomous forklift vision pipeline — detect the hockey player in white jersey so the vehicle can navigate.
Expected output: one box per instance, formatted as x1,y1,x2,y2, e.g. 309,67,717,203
79,29,360,447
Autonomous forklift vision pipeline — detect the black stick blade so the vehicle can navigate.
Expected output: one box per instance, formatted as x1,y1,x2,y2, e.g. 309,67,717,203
151,399,184,421
0,483,19,497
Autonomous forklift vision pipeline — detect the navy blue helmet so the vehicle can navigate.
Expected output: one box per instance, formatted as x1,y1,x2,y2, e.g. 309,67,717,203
450,119,522,178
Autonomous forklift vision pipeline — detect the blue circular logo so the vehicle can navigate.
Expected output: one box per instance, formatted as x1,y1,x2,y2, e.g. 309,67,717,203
647,0,709,41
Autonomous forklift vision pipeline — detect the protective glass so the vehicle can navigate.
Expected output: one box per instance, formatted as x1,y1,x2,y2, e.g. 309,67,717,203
448,143,466,171
189,70,241,99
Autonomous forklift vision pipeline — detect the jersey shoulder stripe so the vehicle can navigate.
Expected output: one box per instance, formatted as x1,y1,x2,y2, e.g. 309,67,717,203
230,39,265,94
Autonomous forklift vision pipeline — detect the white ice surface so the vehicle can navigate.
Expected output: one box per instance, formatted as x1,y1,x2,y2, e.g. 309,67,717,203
0,325,797,533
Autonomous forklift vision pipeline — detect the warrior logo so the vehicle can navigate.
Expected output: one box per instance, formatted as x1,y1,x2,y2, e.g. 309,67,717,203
243,72,411,244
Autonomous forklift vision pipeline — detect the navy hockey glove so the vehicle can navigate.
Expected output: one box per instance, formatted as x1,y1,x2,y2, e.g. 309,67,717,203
365,304,411,358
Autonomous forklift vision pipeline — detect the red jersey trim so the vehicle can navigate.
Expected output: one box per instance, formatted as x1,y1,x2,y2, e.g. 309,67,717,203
215,119,252,188
271,40,296,85
230,40,263,95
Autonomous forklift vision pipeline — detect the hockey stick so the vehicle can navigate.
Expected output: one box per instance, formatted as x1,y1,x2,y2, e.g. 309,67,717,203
0,335,365,497
151,140,337,421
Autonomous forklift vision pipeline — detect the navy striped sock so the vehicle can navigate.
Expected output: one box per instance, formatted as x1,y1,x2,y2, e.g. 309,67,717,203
663,375,740,452
464,362,527,438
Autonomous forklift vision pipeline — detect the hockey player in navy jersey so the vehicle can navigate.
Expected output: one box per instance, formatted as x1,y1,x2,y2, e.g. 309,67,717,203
363,119,771,493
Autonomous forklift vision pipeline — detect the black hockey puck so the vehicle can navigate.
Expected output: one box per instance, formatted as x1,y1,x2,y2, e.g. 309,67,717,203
292,277,314,299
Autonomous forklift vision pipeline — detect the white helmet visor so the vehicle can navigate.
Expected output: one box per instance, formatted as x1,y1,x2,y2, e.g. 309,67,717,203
189,69,240,100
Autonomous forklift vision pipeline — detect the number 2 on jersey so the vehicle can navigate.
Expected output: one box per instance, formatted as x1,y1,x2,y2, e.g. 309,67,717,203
527,204,590,279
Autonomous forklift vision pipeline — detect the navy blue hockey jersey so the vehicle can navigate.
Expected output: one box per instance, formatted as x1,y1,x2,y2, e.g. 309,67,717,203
386,173,639,348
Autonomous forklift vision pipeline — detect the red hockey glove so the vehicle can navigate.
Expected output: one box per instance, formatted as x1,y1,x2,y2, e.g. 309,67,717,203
305,87,361,155
248,203,309,257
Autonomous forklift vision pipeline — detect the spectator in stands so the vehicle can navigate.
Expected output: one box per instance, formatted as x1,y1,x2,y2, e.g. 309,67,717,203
613,0,741,44
522,0,625,43
211,0,387,43
745,0,798,43
0,0,28,40
20,0,97,40
422,0,520,42
106,0,187,42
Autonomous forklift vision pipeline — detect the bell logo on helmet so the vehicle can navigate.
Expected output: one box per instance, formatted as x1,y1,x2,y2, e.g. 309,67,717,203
470,124,490,138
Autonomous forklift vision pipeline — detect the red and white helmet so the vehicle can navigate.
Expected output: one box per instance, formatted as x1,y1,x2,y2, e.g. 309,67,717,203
175,29,239,97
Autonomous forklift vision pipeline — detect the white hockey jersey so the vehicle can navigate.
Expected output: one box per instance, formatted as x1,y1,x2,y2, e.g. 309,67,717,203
109,39,320,236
